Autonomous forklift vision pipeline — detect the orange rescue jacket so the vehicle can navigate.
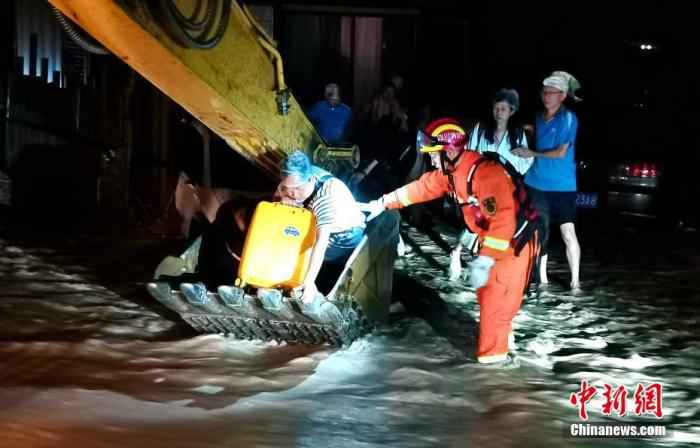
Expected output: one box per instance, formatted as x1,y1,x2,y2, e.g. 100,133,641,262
381,151,518,260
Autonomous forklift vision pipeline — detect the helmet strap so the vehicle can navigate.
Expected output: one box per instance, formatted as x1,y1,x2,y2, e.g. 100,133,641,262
439,149,463,173
439,151,449,174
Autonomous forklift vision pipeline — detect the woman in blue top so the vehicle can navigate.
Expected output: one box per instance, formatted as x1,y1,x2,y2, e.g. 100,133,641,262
513,71,582,290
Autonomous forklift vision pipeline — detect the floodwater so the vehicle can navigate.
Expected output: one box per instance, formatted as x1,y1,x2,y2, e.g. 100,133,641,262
0,225,698,447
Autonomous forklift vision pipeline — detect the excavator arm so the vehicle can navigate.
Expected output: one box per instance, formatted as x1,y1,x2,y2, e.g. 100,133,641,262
47,0,354,178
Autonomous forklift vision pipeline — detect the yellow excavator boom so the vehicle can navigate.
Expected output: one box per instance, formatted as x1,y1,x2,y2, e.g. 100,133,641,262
47,0,328,178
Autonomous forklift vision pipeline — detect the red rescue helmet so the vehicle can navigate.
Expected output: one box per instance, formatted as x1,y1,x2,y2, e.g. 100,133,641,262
417,118,467,153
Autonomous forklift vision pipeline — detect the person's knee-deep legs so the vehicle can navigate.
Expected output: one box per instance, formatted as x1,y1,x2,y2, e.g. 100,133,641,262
553,192,580,289
530,189,582,288
528,188,550,284
476,279,509,362
475,253,529,363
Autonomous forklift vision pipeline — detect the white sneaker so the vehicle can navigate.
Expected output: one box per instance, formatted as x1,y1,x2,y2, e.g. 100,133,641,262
475,353,518,368
477,352,509,364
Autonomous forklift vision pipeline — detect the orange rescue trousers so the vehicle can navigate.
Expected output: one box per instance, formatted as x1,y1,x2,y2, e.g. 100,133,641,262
475,239,539,363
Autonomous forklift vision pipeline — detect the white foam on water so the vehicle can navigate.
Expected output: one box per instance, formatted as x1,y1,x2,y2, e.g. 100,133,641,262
192,385,225,395
0,232,697,447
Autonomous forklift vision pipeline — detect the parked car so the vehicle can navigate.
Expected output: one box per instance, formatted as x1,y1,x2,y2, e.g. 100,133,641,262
604,160,662,219
577,144,699,230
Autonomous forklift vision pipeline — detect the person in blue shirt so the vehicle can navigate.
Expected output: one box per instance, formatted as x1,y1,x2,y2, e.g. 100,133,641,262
513,71,582,290
307,83,352,145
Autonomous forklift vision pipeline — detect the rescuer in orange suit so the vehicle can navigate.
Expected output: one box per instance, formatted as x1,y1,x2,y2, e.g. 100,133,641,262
361,117,540,364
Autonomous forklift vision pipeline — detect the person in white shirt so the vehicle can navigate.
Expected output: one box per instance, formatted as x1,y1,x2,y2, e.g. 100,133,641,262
450,88,533,280
467,88,532,175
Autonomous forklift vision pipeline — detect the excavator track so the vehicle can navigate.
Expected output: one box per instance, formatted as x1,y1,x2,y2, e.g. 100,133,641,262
147,283,370,345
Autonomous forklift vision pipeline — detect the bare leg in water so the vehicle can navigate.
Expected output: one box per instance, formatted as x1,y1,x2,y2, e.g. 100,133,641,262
539,253,549,285
560,222,581,289
538,224,581,289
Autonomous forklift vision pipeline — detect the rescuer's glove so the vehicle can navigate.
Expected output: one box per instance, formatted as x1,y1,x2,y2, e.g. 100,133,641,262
467,255,495,290
359,198,386,222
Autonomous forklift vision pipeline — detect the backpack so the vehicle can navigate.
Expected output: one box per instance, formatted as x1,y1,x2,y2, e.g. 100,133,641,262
462,152,543,257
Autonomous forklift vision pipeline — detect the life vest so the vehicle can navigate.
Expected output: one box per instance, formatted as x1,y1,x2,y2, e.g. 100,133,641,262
457,152,543,257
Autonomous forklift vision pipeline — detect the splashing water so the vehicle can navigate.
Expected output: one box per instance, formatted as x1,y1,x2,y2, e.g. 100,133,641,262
0,227,698,447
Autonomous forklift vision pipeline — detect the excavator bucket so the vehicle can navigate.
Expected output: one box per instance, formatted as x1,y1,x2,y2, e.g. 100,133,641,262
147,211,400,345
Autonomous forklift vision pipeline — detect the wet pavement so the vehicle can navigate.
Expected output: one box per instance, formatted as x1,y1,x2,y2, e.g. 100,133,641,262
0,220,698,447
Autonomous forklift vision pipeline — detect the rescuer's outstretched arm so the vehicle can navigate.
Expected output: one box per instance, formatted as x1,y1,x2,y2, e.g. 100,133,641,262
359,169,450,221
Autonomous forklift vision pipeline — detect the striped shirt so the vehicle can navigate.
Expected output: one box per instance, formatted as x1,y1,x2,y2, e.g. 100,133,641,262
306,177,366,233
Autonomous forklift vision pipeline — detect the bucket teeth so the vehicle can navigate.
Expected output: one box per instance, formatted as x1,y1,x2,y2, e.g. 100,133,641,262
147,282,172,303
218,285,245,307
180,282,209,305
147,282,189,313
257,288,284,311
150,284,368,346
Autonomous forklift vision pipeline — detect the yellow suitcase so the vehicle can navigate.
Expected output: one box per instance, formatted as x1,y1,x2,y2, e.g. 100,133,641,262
237,201,317,289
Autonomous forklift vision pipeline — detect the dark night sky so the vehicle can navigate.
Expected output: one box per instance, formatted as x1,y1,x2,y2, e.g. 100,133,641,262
427,2,698,160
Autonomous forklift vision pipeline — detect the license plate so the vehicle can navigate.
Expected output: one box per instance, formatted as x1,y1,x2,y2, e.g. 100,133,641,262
576,192,598,208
